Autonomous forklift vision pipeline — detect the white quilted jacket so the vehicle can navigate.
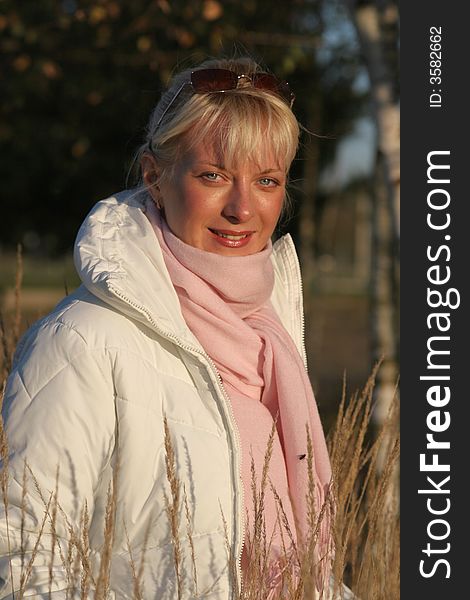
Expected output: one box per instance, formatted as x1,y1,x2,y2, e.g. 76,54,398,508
0,190,307,599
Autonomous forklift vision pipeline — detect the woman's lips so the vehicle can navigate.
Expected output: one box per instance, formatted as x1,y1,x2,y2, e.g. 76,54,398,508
208,228,255,248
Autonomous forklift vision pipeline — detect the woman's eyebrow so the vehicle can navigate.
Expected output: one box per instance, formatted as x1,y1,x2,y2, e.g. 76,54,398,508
196,162,226,170
194,163,284,175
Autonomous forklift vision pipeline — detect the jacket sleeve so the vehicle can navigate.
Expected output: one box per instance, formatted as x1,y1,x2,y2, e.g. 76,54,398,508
0,320,116,599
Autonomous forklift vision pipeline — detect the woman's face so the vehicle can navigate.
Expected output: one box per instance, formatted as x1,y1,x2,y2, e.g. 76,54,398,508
148,141,286,256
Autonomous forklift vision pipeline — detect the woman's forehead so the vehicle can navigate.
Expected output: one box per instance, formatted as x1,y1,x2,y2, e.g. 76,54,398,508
182,137,286,172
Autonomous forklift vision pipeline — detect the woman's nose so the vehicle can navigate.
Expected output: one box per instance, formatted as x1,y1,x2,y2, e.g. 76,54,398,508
222,185,254,223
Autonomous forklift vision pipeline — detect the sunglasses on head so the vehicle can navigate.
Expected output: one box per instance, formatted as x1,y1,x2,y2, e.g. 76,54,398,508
155,68,295,130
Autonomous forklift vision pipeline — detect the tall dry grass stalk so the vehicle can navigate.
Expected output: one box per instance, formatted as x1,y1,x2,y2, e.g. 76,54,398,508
94,472,118,600
328,367,400,600
0,269,399,599
163,415,184,600
0,245,23,391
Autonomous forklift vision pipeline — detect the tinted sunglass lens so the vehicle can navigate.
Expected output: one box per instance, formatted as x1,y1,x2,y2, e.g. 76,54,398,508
253,74,294,105
252,73,279,91
191,69,238,92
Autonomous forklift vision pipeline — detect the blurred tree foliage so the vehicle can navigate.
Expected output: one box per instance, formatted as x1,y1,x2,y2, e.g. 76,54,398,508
0,0,367,255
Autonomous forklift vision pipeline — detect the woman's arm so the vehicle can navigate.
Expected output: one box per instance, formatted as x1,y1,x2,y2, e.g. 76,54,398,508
0,320,116,599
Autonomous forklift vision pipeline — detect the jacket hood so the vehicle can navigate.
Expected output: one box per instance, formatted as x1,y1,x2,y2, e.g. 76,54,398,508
74,189,199,345
74,189,303,354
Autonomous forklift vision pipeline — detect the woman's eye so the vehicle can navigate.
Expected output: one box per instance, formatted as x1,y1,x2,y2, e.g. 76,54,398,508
259,177,278,187
201,172,220,181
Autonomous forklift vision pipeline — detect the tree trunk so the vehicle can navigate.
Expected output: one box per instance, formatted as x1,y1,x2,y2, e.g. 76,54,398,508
299,92,323,369
345,0,400,424
299,94,323,290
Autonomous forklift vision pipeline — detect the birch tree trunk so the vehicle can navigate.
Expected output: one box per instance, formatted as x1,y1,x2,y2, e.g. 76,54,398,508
299,93,323,292
299,91,324,369
345,0,400,425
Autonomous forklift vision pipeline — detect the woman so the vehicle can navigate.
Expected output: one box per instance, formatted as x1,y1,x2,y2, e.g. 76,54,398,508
1,57,333,599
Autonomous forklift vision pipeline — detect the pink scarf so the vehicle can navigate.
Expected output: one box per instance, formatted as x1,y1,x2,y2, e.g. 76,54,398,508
146,201,332,587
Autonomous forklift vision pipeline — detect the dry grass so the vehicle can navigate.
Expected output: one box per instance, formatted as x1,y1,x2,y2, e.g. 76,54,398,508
328,370,400,600
0,271,399,599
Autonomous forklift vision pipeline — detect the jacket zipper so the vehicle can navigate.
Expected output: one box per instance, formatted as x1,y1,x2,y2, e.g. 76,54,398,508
212,370,245,595
109,284,245,596
295,258,307,369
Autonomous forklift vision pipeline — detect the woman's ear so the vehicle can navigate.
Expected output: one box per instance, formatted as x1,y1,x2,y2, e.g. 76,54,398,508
141,153,163,208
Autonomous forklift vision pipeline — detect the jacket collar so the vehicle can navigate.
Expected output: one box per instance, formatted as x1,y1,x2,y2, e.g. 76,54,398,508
74,189,301,349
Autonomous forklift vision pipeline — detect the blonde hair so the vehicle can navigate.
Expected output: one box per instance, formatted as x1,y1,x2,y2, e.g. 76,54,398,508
137,57,300,184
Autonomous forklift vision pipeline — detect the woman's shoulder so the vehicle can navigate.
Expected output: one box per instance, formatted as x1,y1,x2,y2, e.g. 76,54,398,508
13,285,143,369
271,233,303,309
270,234,305,360
271,233,301,281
